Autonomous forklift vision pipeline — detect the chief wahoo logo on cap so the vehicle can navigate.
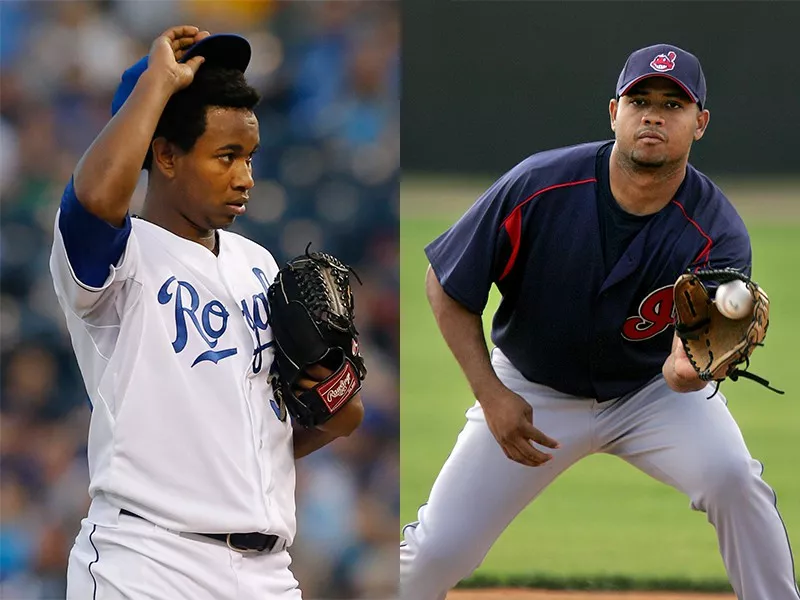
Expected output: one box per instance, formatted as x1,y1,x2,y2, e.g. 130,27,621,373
650,51,677,72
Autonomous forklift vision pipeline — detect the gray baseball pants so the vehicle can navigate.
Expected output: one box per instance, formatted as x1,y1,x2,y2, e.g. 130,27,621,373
400,348,798,600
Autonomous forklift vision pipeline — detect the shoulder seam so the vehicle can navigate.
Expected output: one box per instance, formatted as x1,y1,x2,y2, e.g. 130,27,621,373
497,178,597,281
498,178,597,232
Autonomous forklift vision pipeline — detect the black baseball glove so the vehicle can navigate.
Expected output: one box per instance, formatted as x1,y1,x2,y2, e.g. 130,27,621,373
267,246,367,428
672,267,782,396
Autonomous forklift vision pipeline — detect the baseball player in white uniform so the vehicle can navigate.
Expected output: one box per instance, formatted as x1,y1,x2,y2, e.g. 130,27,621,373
50,26,364,599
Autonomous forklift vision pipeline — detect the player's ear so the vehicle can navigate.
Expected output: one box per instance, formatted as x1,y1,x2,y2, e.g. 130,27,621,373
151,138,178,179
694,108,710,141
609,98,618,132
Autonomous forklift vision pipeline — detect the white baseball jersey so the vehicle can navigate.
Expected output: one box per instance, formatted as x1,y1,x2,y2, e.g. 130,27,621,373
50,210,296,541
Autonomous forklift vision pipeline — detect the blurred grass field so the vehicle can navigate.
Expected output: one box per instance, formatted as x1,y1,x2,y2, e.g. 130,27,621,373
400,175,800,585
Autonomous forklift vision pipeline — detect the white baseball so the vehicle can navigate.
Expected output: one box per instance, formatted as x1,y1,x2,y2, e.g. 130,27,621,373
715,280,754,319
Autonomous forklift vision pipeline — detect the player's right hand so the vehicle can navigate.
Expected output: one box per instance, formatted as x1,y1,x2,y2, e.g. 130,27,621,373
479,387,560,467
147,26,210,93
293,363,333,393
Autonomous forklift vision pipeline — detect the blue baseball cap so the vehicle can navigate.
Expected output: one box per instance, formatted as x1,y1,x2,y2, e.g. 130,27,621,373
111,33,251,116
616,44,707,108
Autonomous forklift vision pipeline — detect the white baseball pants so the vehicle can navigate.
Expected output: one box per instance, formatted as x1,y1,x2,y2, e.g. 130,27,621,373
67,499,302,600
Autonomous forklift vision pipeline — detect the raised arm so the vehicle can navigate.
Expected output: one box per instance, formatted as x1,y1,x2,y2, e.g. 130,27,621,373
73,26,208,225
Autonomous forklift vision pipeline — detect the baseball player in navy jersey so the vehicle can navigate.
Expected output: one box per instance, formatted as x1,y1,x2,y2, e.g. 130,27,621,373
49,26,363,599
400,44,798,599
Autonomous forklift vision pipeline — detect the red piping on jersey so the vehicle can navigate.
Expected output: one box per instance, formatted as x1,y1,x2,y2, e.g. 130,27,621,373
670,199,713,269
498,178,597,281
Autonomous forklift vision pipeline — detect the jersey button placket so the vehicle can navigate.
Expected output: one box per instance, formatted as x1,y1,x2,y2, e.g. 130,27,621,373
591,286,614,397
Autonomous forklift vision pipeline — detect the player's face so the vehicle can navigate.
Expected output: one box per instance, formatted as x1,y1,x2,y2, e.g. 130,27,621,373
174,107,260,230
609,78,710,170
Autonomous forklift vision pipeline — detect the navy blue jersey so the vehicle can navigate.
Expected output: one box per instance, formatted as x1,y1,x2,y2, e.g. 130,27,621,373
425,141,751,401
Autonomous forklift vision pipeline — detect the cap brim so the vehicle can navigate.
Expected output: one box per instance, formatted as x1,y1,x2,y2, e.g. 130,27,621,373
618,73,700,106
181,34,251,73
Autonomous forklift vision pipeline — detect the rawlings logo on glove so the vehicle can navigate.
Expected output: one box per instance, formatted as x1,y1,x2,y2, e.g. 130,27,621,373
318,363,358,412
673,268,782,397
267,245,367,428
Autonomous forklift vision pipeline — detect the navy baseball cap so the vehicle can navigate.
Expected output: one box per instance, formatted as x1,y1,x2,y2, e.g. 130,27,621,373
616,44,707,108
111,33,251,116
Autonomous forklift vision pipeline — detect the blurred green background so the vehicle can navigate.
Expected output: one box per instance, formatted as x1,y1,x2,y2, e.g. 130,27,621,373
400,175,800,587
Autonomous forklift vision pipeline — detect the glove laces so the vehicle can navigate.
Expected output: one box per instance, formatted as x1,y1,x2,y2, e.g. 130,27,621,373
706,353,784,399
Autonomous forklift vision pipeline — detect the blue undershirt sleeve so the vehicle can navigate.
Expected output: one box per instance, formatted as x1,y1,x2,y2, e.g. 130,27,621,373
58,177,132,288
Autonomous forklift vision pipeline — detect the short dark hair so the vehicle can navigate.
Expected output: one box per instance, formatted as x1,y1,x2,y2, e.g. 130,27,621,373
144,67,261,171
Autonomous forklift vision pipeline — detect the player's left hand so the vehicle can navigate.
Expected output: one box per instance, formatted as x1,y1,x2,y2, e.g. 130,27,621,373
663,334,707,393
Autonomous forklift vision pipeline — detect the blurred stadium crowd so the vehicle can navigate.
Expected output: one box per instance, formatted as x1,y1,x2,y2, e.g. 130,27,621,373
0,1,399,599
